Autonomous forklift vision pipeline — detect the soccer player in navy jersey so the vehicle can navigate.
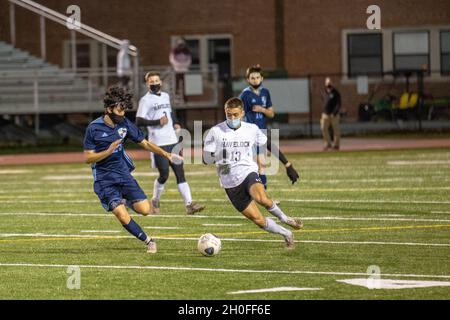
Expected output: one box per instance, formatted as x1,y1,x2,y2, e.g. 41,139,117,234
239,65,300,189
83,86,181,254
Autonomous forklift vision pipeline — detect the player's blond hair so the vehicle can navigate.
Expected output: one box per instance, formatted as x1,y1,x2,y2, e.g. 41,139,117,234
144,71,161,82
224,97,244,110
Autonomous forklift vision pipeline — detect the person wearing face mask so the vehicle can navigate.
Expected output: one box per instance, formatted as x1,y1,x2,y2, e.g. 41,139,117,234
203,97,303,249
320,77,341,151
83,86,182,254
239,65,300,188
136,71,205,215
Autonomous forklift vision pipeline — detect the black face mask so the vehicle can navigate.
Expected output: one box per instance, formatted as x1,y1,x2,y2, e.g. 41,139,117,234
149,84,161,93
107,111,125,125
251,83,261,90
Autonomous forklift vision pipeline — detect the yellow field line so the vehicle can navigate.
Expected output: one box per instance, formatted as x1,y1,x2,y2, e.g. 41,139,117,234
0,224,449,244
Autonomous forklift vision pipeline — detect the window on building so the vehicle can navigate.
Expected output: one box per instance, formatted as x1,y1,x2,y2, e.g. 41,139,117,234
347,33,383,77
208,38,231,80
176,35,232,80
185,39,200,66
441,31,450,75
393,31,429,72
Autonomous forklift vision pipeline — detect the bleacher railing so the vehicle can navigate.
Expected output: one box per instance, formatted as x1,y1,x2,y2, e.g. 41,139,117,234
8,0,141,97
0,65,219,114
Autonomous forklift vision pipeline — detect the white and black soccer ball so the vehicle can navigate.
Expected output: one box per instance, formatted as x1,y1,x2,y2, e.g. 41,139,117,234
197,233,221,256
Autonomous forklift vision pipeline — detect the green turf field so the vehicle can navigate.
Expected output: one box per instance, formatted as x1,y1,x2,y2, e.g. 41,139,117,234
0,148,449,299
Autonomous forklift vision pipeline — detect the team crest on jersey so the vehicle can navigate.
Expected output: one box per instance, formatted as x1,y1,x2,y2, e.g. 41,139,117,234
252,99,256,103
117,127,127,139
261,96,267,106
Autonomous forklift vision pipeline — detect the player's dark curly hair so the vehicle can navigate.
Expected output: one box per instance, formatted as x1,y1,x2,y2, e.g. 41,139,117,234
103,86,133,110
245,64,262,78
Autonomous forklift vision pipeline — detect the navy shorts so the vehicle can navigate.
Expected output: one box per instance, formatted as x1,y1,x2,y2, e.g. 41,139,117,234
93,178,147,212
225,172,263,212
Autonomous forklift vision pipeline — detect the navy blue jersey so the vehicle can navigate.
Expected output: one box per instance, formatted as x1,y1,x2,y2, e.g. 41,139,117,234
83,117,145,183
239,86,273,129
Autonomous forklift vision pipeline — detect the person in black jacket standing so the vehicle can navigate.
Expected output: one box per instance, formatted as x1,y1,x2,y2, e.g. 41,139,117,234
320,77,341,151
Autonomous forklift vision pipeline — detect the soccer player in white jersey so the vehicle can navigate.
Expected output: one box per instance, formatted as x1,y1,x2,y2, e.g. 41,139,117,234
136,71,205,215
203,97,303,248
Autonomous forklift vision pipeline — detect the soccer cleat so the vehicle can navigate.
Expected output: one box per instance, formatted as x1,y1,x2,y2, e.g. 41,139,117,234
284,232,295,249
186,202,205,215
150,198,160,214
285,217,303,230
146,238,157,253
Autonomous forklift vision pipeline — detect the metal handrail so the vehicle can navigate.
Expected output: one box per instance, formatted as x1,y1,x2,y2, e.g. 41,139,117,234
8,0,137,56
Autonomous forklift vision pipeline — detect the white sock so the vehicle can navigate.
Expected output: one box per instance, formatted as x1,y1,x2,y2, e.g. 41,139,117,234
268,203,288,223
263,217,292,238
177,182,193,206
153,179,165,201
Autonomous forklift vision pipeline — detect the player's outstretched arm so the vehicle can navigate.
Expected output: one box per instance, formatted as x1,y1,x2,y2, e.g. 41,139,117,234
84,139,122,164
138,139,183,163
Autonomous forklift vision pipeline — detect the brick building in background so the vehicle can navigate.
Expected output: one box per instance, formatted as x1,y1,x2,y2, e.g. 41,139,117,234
0,0,449,130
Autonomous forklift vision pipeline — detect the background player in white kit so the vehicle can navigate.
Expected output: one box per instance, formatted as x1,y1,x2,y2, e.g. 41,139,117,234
136,71,204,215
203,97,303,248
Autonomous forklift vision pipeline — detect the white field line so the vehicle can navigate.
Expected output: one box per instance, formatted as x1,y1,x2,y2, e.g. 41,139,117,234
388,160,450,165
80,230,121,233
0,212,109,217
3,186,450,197
273,187,450,192
337,278,450,289
0,262,448,279
2,198,450,205
154,237,450,248
1,212,450,223
0,170,32,174
431,211,450,214
2,177,450,187
144,226,180,230
202,224,243,227
40,171,218,180
0,233,449,248
280,199,450,204
227,287,323,294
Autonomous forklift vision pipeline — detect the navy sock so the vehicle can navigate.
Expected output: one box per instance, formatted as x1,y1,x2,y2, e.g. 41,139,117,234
123,219,148,242
260,174,267,189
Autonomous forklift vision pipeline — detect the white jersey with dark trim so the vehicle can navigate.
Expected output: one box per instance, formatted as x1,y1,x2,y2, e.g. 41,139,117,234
137,91,178,146
204,121,267,189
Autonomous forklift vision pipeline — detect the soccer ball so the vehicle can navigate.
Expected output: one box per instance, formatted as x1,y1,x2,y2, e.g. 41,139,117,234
197,233,221,256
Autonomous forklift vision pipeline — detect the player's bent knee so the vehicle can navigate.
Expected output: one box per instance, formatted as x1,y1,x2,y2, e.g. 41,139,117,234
253,194,263,204
133,200,152,216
